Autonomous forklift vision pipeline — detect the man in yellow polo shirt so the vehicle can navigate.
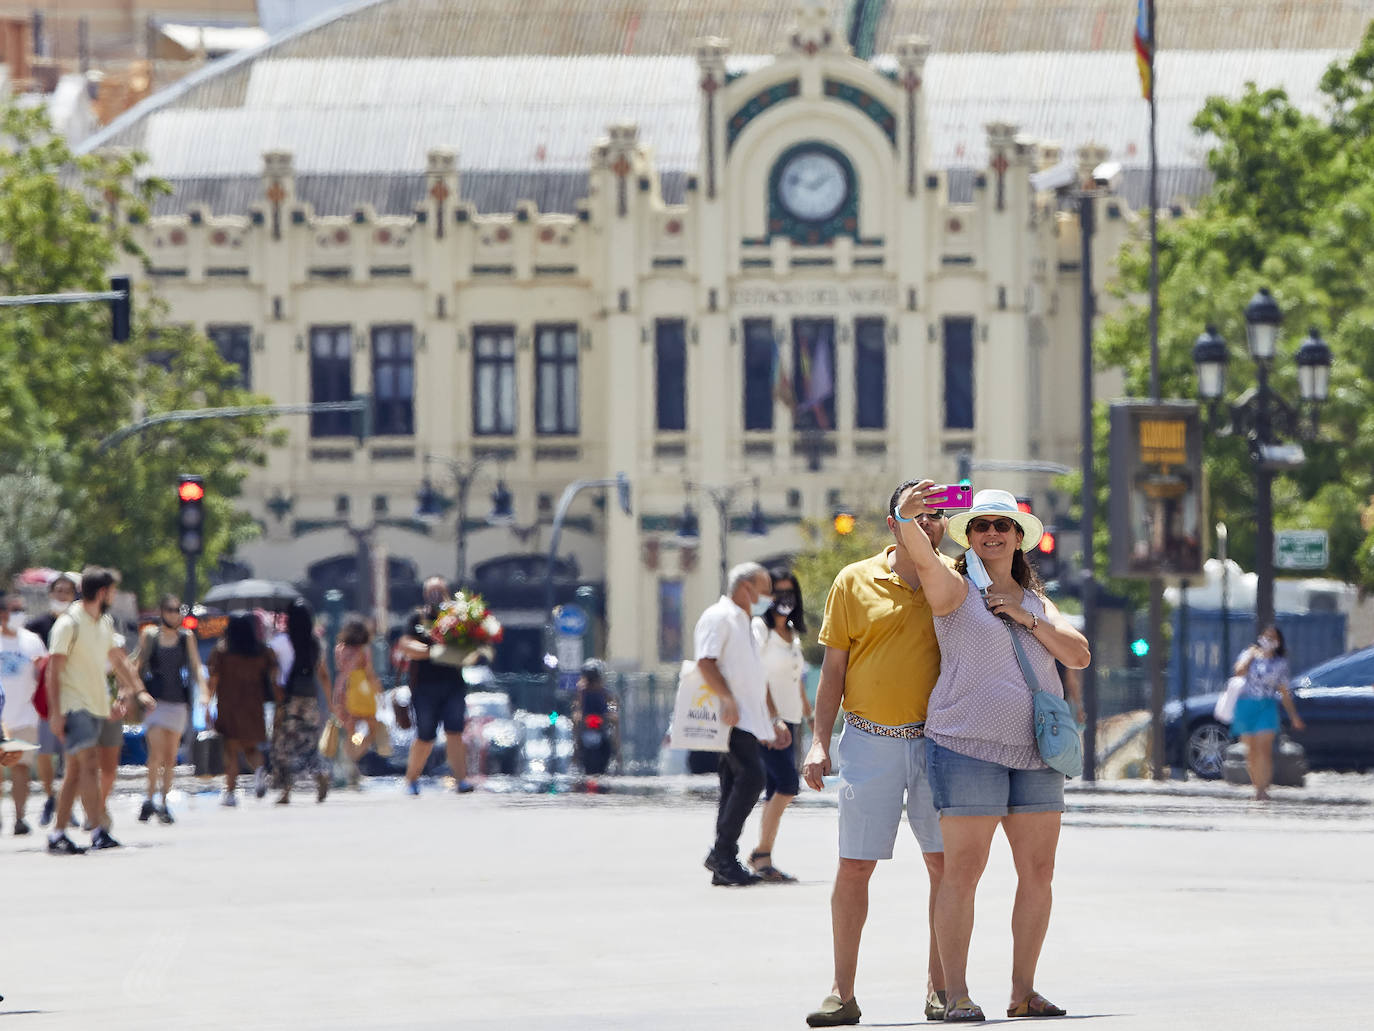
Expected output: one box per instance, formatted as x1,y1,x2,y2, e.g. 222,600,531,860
803,479,953,1028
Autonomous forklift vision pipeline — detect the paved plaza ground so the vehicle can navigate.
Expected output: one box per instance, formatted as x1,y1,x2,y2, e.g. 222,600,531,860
1,774,1370,1029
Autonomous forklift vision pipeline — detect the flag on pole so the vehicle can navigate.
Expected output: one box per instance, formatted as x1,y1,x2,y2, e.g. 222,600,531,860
771,335,795,408
1133,0,1153,100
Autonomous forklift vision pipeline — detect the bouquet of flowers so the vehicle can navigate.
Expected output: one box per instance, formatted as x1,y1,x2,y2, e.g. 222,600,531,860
425,591,504,667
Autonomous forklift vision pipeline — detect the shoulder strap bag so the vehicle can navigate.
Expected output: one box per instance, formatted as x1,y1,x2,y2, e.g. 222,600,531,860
1005,620,1084,779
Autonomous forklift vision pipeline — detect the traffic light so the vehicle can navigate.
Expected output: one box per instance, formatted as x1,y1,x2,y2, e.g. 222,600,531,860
956,453,972,488
1034,526,1060,583
109,276,131,342
1131,637,1150,658
833,512,856,536
180,613,199,632
177,475,205,556
1016,497,1034,515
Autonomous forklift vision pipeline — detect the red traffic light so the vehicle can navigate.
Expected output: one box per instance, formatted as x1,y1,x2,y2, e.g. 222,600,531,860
181,614,199,631
1038,530,1057,554
178,480,205,503
1016,498,1034,515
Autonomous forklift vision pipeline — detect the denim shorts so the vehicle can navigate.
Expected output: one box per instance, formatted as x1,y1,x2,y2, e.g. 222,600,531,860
62,709,103,754
835,722,943,859
926,739,1065,818
760,722,801,799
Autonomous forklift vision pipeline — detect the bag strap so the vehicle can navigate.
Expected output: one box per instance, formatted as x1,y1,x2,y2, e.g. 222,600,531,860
1004,618,1046,697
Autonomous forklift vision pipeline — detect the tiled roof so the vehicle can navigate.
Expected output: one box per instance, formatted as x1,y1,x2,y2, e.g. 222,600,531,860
80,0,1365,216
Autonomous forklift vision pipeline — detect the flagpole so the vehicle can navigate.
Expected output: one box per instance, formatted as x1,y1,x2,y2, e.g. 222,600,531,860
1148,0,1159,402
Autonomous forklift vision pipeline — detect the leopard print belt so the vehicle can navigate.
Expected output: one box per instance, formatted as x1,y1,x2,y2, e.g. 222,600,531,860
843,711,925,739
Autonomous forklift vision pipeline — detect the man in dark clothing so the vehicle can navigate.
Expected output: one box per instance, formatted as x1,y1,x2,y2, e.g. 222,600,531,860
397,576,474,795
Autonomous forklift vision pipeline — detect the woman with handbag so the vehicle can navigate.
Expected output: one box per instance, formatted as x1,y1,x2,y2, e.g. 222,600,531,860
136,595,203,824
1231,626,1305,801
207,612,278,806
901,486,1090,1022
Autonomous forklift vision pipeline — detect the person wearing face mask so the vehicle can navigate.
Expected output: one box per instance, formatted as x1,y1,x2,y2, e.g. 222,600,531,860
135,595,204,822
746,567,811,883
25,571,80,826
45,567,151,854
1231,625,1305,801
0,592,48,835
694,561,787,887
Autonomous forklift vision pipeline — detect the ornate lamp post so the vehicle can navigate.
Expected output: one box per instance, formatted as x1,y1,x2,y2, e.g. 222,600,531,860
1191,289,1333,628
676,479,768,593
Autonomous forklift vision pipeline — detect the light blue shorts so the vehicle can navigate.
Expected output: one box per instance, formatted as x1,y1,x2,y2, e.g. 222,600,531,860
836,722,943,859
1231,696,1280,737
926,739,1065,818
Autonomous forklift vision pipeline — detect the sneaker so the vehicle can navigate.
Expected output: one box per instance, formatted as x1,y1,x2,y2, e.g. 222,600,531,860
156,804,175,825
47,832,86,856
405,780,420,796
138,799,157,823
40,795,55,827
704,851,761,886
456,780,475,794
13,817,31,836
90,828,121,850
253,766,268,799
220,790,237,807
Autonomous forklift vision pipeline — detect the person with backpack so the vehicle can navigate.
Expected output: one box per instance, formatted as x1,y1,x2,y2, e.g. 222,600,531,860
135,595,203,824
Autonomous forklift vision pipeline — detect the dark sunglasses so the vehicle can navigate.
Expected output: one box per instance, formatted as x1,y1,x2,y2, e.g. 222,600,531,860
969,517,1017,534
893,508,945,523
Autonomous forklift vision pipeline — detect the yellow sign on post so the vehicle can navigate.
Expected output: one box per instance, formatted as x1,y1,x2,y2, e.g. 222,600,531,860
1109,401,1205,579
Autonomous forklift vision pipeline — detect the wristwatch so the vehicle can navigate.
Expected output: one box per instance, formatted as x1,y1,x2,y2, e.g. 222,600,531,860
1029,613,1040,632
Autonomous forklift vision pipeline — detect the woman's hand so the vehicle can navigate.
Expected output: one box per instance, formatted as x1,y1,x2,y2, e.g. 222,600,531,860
985,593,1031,627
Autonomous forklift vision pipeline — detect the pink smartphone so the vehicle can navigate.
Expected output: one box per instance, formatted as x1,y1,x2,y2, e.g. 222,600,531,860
925,484,973,509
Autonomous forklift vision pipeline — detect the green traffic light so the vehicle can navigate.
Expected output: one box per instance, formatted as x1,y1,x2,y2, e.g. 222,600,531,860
959,478,972,488
1130,638,1150,658
549,711,559,725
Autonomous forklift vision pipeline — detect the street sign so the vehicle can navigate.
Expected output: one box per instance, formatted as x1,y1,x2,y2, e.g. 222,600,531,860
1275,530,1328,570
554,604,589,637
1107,401,1205,578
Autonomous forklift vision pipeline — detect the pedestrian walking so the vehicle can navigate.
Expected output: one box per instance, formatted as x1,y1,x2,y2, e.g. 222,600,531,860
207,612,277,806
269,598,331,805
398,577,474,795
332,616,383,777
45,567,152,854
0,593,47,835
25,571,79,826
747,566,811,883
695,562,787,887
907,487,1090,1022
135,595,202,823
1230,626,1304,801
803,481,951,1027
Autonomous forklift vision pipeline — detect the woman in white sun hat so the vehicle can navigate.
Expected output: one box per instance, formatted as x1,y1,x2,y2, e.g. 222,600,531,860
895,483,1090,1023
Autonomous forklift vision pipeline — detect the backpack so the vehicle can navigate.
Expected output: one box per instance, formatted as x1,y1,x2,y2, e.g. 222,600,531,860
32,615,79,722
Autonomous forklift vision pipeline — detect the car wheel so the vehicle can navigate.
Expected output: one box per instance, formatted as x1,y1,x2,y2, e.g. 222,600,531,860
1186,720,1230,779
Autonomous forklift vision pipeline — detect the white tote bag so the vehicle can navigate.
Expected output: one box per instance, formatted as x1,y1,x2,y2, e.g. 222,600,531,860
1213,675,1245,724
668,660,731,752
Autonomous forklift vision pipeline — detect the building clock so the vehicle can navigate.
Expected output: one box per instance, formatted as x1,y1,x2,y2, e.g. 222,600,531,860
776,146,850,222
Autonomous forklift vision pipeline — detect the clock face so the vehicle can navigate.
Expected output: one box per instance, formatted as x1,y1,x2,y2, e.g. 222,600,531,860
777,149,849,223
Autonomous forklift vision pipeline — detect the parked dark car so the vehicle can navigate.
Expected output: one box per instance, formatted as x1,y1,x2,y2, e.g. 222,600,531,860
1164,645,1374,778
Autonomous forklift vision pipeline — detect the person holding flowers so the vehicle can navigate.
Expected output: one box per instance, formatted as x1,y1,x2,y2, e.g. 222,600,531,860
397,577,503,795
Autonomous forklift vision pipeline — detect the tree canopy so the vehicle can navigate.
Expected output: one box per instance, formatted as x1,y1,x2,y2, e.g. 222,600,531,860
1094,24,1374,593
0,100,272,605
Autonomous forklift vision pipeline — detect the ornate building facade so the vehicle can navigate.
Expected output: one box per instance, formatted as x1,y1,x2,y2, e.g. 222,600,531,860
87,1,1341,670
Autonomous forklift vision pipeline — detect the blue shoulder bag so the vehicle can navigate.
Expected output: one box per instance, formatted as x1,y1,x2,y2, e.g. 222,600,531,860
1006,622,1084,779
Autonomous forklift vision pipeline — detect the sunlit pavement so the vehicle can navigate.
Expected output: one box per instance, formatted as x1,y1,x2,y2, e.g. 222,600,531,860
2,773,1370,1029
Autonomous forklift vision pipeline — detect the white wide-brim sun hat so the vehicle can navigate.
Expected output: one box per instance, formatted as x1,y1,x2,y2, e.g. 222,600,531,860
946,488,1045,552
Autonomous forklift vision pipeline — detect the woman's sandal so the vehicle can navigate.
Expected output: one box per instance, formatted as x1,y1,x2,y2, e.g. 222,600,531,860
1007,992,1066,1018
944,996,985,1022
924,989,947,1021
748,850,797,883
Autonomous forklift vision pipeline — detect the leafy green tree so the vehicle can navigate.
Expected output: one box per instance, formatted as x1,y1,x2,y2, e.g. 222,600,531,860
1093,25,1374,592
791,512,893,664
0,100,272,604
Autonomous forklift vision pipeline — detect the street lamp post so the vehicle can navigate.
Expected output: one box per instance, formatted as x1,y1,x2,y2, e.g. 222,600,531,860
676,479,768,593
416,455,515,586
1191,289,1333,629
